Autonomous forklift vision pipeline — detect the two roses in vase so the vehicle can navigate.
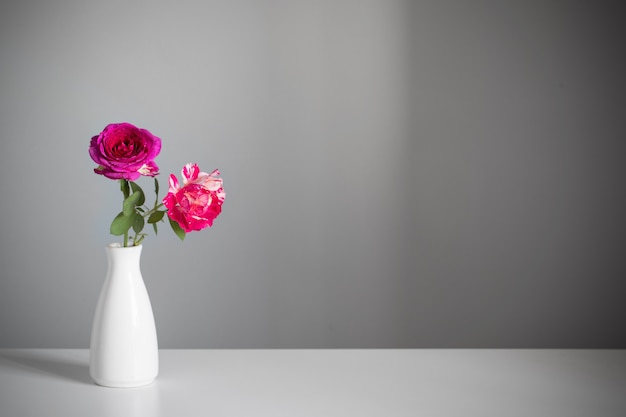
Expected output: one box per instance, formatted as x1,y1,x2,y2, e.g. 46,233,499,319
89,122,225,244
88,122,224,387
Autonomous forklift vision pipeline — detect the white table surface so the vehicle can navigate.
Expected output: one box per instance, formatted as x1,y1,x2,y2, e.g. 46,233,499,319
1,349,625,417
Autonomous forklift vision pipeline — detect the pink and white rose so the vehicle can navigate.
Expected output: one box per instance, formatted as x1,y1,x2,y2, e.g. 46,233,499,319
163,163,225,232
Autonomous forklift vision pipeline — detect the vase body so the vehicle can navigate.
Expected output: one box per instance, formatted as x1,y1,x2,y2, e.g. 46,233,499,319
90,243,158,387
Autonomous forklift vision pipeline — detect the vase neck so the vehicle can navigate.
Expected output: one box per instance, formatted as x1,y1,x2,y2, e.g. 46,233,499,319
105,244,143,275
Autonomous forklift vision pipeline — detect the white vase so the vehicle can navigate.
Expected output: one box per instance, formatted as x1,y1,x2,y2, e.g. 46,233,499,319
89,243,159,387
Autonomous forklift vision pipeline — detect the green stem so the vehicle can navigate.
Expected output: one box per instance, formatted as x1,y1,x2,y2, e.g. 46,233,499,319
146,203,164,215
120,179,130,247
135,234,145,245
137,203,165,221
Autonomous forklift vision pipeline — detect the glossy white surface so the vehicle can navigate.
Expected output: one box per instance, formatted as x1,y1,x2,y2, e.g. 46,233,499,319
89,244,158,387
1,349,625,417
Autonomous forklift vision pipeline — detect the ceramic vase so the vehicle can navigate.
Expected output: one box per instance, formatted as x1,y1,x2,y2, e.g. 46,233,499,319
89,243,158,387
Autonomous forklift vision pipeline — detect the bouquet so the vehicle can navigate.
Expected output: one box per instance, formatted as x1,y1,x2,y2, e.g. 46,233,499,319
89,122,225,246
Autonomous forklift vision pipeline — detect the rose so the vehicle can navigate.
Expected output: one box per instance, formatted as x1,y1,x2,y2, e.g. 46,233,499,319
163,163,225,233
89,122,162,180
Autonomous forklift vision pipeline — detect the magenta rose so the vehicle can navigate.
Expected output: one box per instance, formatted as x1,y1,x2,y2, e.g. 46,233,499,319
163,163,225,233
89,122,162,180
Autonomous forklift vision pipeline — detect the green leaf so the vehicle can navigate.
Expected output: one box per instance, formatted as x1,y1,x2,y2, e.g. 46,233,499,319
110,211,134,236
169,217,186,241
123,191,142,216
132,213,145,234
153,177,162,208
130,182,146,206
147,210,165,224
153,222,158,235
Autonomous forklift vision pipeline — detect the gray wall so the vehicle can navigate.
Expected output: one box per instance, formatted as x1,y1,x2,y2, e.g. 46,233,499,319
0,0,624,348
